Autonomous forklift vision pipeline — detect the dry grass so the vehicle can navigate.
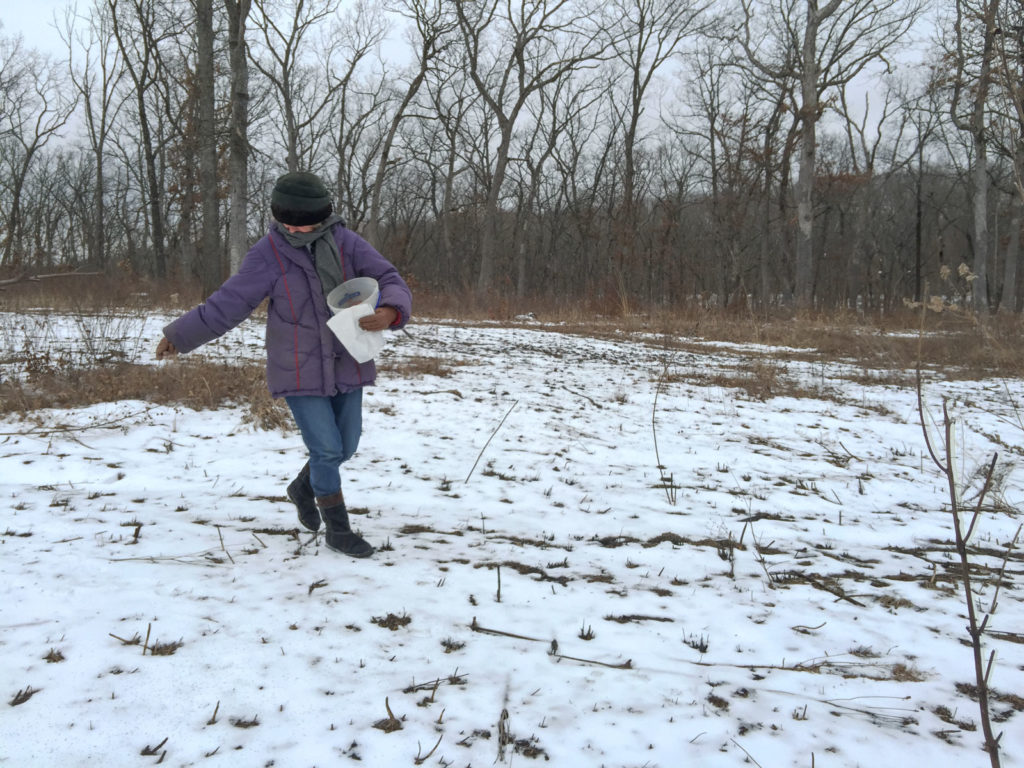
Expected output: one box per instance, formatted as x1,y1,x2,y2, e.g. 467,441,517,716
0,353,472,427
404,286,1024,378
0,358,291,430
0,272,205,313
4,276,1024,407
377,354,467,379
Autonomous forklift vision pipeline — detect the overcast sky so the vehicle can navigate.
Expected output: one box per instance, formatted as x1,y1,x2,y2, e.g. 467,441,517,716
3,0,72,53
4,0,933,139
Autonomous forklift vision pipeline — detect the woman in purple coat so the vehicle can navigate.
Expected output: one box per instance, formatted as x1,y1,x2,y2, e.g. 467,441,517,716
156,171,412,558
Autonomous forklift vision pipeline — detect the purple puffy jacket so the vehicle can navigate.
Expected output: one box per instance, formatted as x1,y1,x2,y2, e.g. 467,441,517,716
163,223,412,398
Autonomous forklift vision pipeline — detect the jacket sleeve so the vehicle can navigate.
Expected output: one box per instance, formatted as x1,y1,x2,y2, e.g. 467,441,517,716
163,245,277,354
345,230,412,329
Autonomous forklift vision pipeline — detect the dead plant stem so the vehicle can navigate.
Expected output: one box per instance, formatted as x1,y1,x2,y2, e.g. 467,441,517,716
465,400,518,484
917,370,1003,767
652,363,677,505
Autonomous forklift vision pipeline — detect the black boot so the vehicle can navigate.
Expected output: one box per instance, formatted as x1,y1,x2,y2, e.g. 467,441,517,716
316,491,374,558
287,463,321,532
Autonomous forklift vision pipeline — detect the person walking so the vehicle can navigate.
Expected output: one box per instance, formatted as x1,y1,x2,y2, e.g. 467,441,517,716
156,171,412,558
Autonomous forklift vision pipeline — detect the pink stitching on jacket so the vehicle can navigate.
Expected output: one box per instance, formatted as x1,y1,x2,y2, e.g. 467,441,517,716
268,235,302,390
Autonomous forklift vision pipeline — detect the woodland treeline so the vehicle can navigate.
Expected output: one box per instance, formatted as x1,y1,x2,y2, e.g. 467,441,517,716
1,0,1021,312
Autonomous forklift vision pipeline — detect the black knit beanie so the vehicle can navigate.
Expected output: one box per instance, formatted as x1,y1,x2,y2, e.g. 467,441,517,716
271,171,333,226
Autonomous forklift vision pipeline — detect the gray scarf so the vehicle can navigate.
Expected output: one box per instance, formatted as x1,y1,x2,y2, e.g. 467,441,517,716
275,213,347,298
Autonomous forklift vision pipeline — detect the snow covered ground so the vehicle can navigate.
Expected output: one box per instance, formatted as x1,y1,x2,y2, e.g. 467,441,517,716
1,312,1022,767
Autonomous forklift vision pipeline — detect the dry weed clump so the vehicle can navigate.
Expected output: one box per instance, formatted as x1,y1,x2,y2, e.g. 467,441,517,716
8,687,39,706
371,612,412,631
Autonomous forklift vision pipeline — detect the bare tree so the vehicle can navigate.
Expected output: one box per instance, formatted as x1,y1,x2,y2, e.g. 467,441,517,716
511,69,606,297
833,77,916,310
332,78,390,228
606,0,710,304
682,24,799,305
737,0,923,308
547,74,612,295
224,0,253,273
107,0,184,278
250,0,341,172
62,1,129,271
456,0,616,293
675,34,772,307
410,49,479,282
896,65,946,304
323,0,390,226
989,3,1024,312
363,0,456,246
0,35,78,269
947,0,1001,313
194,0,221,292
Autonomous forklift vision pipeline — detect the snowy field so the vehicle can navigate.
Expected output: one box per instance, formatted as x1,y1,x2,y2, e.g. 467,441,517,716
1,311,1022,767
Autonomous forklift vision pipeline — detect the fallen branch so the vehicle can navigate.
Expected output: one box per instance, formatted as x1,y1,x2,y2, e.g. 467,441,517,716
0,407,157,437
411,389,463,399
0,271,33,288
0,270,102,291
403,673,468,694
560,384,602,408
469,617,544,642
550,650,632,670
807,578,866,608
469,618,631,669
0,270,103,288
109,550,232,566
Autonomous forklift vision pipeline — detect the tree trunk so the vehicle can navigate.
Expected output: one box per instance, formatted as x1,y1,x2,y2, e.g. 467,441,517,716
366,60,429,247
950,0,1000,313
142,105,166,277
1001,191,1020,313
477,147,508,293
3,148,40,269
914,145,924,303
971,138,990,310
109,0,169,279
196,0,221,293
794,2,826,309
92,145,107,269
225,0,252,274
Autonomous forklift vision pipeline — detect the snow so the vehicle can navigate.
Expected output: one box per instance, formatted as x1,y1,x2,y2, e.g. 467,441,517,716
2,313,1022,767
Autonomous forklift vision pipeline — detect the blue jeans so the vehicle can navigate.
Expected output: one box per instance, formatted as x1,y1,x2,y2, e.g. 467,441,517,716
285,389,363,498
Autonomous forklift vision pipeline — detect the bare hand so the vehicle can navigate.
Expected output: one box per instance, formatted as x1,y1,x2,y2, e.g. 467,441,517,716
359,306,398,332
156,337,178,359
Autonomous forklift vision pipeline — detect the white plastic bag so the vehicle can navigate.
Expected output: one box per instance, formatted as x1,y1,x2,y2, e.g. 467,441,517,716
327,303,386,363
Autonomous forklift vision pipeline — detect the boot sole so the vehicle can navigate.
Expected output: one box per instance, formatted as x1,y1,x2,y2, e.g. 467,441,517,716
326,540,375,558
325,540,374,561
